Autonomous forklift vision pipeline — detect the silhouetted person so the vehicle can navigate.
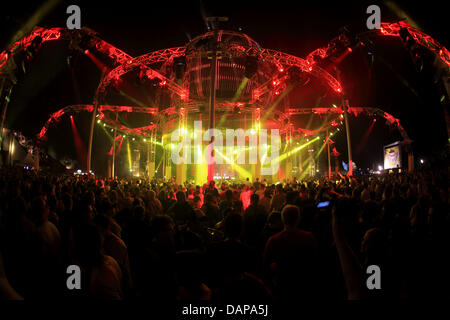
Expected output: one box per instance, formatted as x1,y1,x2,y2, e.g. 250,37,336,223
264,205,318,300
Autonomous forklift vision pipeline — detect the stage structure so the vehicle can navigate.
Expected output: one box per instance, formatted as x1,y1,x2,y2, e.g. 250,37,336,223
1,20,448,183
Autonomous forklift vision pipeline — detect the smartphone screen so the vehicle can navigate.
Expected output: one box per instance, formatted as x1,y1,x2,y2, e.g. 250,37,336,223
317,201,330,208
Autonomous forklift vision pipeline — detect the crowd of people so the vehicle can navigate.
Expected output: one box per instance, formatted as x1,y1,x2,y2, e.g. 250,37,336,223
0,166,448,300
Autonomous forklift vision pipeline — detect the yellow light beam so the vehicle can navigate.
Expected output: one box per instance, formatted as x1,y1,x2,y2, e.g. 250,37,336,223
305,113,315,130
275,136,319,164
298,162,313,180
99,123,113,140
127,140,132,171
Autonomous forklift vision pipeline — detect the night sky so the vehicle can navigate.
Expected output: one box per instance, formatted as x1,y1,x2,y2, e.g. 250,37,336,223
1,0,448,175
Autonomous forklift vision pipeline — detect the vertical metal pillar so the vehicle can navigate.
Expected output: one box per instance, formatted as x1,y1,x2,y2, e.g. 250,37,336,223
207,27,219,183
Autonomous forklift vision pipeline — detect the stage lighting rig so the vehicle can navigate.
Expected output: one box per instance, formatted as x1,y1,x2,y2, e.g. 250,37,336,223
25,36,43,58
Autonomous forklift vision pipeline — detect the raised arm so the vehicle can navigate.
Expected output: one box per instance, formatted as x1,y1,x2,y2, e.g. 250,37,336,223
332,205,365,300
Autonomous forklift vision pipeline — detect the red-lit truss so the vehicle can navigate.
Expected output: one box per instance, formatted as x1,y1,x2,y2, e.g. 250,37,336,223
1,21,445,149
37,104,158,140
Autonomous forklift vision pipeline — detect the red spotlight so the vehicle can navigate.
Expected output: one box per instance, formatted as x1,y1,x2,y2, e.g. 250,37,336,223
347,47,352,53
373,118,377,122
84,49,89,54
279,68,284,72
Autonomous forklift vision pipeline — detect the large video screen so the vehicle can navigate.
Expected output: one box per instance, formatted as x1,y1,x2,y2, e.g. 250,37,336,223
384,145,401,169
